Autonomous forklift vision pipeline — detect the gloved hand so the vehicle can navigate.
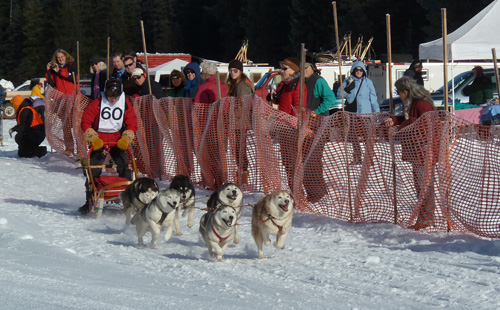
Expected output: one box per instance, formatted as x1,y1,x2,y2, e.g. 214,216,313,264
116,130,135,151
9,127,15,138
84,128,104,150
344,77,355,93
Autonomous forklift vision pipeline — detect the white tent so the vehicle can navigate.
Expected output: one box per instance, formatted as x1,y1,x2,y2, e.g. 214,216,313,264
419,0,500,61
148,58,189,82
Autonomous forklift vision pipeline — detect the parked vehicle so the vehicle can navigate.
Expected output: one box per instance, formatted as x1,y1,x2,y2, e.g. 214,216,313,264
380,68,499,114
2,78,91,119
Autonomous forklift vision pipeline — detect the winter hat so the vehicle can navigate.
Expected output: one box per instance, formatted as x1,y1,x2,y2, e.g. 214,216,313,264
473,66,484,76
11,95,24,111
410,59,423,70
228,59,243,72
90,56,101,65
105,78,122,98
201,61,217,75
280,57,300,72
131,68,144,77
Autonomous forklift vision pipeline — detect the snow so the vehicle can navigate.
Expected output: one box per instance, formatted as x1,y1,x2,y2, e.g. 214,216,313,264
1,118,500,309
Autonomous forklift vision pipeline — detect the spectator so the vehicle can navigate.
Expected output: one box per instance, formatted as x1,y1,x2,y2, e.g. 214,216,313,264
111,52,126,82
30,79,44,99
46,49,78,95
78,78,138,214
463,66,493,105
302,61,336,203
131,68,165,98
122,54,145,96
183,62,203,98
383,76,437,230
195,61,228,103
276,57,306,116
167,70,185,97
337,61,379,164
90,56,108,100
226,59,254,96
9,95,46,158
403,60,424,86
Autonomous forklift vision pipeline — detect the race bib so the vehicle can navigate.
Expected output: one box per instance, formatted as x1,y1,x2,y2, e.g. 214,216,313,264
97,93,126,133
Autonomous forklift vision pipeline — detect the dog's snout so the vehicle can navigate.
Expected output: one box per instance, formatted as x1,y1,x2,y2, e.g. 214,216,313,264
284,199,289,204
232,190,237,195
229,216,234,220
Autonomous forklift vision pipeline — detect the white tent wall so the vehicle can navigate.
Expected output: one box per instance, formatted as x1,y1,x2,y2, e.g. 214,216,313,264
148,59,189,83
419,0,500,61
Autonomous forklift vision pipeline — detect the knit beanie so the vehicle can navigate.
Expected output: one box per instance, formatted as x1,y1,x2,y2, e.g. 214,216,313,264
280,57,300,72
229,59,243,72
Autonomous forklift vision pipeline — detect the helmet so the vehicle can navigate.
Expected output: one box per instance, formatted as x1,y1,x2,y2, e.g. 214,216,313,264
104,78,122,98
11,95,25,111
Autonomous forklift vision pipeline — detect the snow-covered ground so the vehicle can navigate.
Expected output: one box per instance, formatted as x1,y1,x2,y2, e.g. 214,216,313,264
1,118,500,310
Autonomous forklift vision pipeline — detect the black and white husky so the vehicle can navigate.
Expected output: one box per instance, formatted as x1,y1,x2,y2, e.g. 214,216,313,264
120,177,159,225
199,205,237,261
206,183,243,243
131,188,180,248
169,175,196,235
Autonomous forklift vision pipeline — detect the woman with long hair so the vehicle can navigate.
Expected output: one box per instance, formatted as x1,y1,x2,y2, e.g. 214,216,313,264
384,76,437,230
46,48,78,95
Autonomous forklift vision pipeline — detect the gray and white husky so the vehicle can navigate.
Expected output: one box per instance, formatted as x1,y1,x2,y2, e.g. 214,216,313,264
120,177,159,225
131,188,180,247
199,205,237,261
169,175,196,235
206,183,243,243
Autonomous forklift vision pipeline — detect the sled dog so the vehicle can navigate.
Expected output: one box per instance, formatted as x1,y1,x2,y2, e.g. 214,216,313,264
251,190,294,259
169,174,196,235
120,177,159,225
199,205,237,261
207,183,243,243
131,188,180,247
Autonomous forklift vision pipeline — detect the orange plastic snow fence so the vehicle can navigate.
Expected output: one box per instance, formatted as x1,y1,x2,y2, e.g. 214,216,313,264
44,86,500,238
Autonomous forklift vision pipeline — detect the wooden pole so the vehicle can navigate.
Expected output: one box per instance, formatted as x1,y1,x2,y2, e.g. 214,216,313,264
76,41,80,94
216,70,221,100
298,43,306,126
140,20,152,95
492,48,500,101
333,2,344,111
107,37,110,80
442,8,449,111
386,14,394,115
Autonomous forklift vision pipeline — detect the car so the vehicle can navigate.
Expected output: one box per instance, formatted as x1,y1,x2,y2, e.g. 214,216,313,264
380,68,499,114
1,78,91,119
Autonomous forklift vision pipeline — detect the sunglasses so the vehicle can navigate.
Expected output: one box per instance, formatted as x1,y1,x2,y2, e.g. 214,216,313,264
281,67,290,71
124,62,134,68
185,70,195,74
354,68,363,72
171,76,181,80
133,76,142,81
230,68,240,73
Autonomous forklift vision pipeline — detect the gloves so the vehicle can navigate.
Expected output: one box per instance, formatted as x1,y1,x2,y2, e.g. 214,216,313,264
116,130,135,151
344,77,355,93
84,128,104,150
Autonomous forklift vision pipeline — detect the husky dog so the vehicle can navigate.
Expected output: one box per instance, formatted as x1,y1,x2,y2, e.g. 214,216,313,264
199,205,237,261
251,190,294,259
120,178,159,225
131,188,180,247
169,175,196,235
207,183,243,243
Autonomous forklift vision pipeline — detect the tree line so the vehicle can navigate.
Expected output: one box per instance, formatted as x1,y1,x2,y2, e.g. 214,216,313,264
0,0,493,86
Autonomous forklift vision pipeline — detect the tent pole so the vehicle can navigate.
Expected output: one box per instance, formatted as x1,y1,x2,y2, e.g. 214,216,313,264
492,48,500,100
442,8,449,111
140,20,152,96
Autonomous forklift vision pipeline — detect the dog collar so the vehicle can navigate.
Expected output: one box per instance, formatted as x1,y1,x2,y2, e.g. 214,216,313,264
212,227,231,242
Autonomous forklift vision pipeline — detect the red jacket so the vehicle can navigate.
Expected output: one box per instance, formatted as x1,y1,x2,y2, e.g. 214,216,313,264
278,79,307,116
46,62,78,95
392,99,434,128
194,75,228,104
81,96,138,143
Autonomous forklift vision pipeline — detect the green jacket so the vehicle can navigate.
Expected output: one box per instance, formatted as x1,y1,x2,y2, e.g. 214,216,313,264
463,75,493,105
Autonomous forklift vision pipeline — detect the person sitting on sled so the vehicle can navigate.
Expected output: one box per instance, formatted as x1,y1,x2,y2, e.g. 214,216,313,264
78,78,138,214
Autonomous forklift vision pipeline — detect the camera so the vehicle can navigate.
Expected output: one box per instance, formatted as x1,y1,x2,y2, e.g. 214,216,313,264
50,62,57,69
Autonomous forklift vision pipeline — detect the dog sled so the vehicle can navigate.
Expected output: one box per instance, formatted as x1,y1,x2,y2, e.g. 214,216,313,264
80,143,138,217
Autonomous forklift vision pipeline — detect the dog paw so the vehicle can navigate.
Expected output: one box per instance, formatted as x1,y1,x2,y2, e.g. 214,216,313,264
264,240,271,246
210,252,216,258
216,255,223,262
273,242,285,249
233,238,240,244
258,253,265,259
176,231,183,236
187,221,193,228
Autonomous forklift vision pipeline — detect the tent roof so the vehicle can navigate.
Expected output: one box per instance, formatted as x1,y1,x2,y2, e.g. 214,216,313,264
148,58,189,82
419,0,500,61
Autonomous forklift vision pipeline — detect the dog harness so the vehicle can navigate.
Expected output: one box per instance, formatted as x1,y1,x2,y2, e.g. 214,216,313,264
158,211,170,225
267,214,283,232
212,227,232,242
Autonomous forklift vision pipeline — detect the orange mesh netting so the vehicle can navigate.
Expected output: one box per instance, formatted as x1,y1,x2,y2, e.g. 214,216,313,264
44,86,500,238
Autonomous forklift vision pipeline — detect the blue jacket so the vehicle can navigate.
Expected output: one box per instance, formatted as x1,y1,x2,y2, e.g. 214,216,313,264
337,61,379,113
183,62,203,98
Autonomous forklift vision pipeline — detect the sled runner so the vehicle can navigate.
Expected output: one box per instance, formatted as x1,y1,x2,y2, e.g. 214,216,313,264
81,143,138,217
